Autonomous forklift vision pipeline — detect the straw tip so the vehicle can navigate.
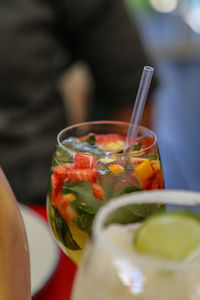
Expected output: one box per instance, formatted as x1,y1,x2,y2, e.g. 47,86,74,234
144,66,154,72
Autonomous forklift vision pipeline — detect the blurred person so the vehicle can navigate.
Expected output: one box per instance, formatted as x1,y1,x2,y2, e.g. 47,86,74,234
60,61,153,128
152,60,200,192
0,0,156,205
58,62,93,124
129,6,200,191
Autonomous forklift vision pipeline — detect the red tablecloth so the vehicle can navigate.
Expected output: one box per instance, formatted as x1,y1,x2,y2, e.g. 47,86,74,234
29,205,77,300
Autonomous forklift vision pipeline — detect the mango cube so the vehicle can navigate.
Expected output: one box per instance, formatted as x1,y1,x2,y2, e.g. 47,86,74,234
135,159,154,182
63,193,76,202
109,164,124,174
100,142,123,152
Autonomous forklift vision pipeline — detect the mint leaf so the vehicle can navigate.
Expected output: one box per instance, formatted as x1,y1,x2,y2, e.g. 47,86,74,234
105,204,163,226
86,135,96,145
65,182,104,215
105,207,143,225
52,145,73,166
62,182,105,234
126,203,163,218
63,181,80,194
73,214,94,234
145,153,158,160
53,207,81,250
105,184,164,225
119,185,141,195
134,143,142,151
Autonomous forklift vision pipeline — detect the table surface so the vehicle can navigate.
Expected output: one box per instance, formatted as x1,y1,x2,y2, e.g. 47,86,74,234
29,205,77,300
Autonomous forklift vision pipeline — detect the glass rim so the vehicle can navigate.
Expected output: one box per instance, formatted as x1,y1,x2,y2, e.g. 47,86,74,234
57,120,157,156
93,189,200,271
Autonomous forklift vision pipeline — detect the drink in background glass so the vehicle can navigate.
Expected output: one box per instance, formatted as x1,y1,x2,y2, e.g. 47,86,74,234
0,168,31,300
47,121,164,264
72,190,200,300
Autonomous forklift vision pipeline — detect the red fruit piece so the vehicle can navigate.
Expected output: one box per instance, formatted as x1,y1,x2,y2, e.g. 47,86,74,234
78,134,92,141
62,206,77,225
51,193,77,224
53,163,73,180
141,170,164,190
95,134,125,146
132,160,143,168
52,163,74,195
92,183,104,200
51,174,63,195
150,170,164,189
51,192,64,206
73,153,96,169
141,173,156,190
140,136,155,153
67,168,97,183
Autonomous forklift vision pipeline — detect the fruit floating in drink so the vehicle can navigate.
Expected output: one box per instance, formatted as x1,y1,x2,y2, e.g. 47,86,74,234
72,190,200,300
47,121,164,264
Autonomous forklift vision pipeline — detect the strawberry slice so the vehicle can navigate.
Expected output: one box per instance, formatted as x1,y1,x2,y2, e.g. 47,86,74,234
141,170,164,190
92,183,104,200
57,197,76,224
73,153,96,169
67,168,97,183
141,136,155,153
141,172,156,190
53,163,73,180
78,134,93,141
150,170,164,190
62,206,77,225
51,192,64,206
141,136,154,148
51,193,77,224
52,163,74,195
95,134,125,146
51,174,64,195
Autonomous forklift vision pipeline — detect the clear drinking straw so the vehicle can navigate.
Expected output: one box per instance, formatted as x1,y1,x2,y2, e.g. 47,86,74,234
123,66,154,153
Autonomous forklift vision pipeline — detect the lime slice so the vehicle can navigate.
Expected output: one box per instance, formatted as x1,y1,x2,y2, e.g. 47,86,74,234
134,211,200,260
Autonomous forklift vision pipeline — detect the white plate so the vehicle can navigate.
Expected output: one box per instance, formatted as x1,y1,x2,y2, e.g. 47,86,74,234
20,205,60,296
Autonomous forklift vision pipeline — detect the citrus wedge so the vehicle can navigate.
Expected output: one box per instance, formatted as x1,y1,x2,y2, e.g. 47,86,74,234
134,211,200,260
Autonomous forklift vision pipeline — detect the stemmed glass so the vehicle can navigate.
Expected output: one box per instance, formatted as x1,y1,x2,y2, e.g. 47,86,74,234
46,120,164,264
72,190,200,300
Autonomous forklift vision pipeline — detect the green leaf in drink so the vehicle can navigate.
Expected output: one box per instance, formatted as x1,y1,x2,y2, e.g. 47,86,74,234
86,134,96,145
52,145,73,166
53,207,81,250
64,182,105,215
119,185,141,195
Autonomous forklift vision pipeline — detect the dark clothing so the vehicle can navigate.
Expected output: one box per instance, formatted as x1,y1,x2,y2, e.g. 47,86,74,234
0,0,154,204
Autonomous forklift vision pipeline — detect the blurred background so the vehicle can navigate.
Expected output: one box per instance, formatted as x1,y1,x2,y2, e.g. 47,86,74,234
60,0,200,191
1,1,200,299
2,0,200,206
60,0,200,123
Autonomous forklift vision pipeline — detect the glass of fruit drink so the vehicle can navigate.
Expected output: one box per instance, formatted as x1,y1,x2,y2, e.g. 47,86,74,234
47,121,164,264
72,190,200,300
